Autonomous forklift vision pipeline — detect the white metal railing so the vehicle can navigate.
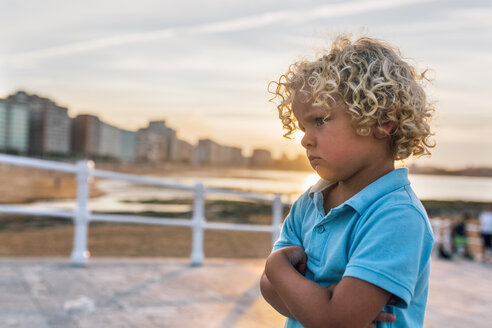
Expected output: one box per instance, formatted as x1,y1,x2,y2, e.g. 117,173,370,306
0,153,286,266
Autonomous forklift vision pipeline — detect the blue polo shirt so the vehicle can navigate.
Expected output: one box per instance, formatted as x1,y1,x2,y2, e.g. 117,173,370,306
273,168,434,328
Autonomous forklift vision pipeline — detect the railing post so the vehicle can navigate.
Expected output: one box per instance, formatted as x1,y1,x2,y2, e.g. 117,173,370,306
190,183,205,266
272,194,283,245
70,160,93,266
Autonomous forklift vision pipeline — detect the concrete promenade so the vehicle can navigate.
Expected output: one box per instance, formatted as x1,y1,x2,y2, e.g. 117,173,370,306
1,256,491,328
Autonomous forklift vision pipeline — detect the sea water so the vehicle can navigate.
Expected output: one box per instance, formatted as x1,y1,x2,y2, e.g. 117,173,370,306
19,169,492,213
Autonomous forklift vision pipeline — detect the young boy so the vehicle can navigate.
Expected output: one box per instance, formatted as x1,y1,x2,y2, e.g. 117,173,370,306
261,35,435,328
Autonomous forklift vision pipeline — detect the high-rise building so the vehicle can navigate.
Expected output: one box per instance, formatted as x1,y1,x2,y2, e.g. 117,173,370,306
136,129,167,163
194,139,245,166
0,93,30,154
136,120,177,163
250,148,273,168
146,120,177,160
195,139,220,166
170,138,194,164
120,129,136,161
99,122,121,159
7,102,30,154
7,91,71,156
72,115,135,161
0,99,7,150
44,103,71,154
224,145,245,166
71,114,101,156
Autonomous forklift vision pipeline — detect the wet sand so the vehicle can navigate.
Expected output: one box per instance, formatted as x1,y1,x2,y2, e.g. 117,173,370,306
0,163,103,204
0,223,273,258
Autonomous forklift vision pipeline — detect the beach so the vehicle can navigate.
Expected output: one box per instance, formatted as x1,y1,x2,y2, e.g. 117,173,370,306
0,163,103,204
0,162,489,258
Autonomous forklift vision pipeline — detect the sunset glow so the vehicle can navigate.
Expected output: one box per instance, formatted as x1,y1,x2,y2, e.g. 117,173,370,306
303,173,321,191
2,0,491,168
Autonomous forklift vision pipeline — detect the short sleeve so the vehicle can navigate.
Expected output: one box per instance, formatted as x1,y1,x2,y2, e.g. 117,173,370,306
343,204,433,308
272,195,305,252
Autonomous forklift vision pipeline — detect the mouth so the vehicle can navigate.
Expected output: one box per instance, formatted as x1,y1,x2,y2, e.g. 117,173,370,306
308,155,322,165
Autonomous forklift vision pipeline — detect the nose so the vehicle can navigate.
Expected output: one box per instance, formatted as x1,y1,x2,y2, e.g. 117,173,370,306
301,131,315,149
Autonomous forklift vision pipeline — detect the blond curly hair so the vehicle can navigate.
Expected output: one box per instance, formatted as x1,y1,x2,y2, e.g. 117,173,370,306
269,35,435,160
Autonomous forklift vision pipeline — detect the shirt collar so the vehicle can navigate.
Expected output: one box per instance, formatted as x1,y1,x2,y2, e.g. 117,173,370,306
308,179,336,197
307,168,411,215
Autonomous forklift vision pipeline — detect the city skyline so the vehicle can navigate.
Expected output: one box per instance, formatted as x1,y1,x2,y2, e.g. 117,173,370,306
2,0,491,168
2,90,302,170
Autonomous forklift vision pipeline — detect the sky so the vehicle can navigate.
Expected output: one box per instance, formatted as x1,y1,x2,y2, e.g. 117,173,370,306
1,0,491,169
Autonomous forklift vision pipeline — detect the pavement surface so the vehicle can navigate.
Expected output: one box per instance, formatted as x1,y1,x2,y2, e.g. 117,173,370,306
1,256,491,328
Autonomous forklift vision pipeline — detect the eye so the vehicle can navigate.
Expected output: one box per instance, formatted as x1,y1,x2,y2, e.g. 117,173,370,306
315,117,326,127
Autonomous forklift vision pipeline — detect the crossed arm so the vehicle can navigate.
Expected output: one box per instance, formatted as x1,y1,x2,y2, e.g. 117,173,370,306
260,246,396,328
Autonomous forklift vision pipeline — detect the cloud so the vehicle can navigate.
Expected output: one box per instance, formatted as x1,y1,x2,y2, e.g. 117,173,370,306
375,7,492,36
7,0,435,65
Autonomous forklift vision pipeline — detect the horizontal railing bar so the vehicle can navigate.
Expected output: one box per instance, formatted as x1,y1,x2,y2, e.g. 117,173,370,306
0,205,74,218
0,154,290,267
92,169,195,191
204,221,274,232
0,154,292,205
0,153,77,173
90,213,193,227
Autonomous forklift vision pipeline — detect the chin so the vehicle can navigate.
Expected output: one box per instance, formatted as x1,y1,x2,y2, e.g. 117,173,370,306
314,168,334,181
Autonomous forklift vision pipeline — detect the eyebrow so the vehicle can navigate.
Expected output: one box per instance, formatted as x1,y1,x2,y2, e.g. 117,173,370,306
299,109,329,122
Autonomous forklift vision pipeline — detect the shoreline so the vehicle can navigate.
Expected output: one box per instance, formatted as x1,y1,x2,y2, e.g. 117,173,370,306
0,197,487,258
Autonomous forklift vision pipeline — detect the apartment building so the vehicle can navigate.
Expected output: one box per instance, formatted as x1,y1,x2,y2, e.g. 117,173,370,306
136,120,177,163
169,138,194,164
0,94,30,154
250,148,273,168
99,121,121,159
120,129,137,162
0,99,7,150
195,139,245,166
71,114,101,156
7,91,71,155
136,128,167,163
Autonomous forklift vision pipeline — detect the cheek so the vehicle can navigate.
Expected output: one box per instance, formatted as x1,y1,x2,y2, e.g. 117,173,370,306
320,137,364,162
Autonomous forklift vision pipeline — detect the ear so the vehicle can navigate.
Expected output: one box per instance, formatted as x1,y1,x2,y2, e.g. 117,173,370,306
374,106,397,139
373,122,395,139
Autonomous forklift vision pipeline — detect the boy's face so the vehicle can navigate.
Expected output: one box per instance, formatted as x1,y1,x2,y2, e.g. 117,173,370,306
292,92,384,183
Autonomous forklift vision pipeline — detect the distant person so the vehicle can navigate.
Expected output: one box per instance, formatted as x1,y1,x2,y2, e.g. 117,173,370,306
452,213,472,259
479,205,492,262
261,35,435,327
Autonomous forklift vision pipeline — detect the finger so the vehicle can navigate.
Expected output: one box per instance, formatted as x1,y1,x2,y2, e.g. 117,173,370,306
296,262,307,275
374,312,396,322
325,283,338,293
325,283,338,299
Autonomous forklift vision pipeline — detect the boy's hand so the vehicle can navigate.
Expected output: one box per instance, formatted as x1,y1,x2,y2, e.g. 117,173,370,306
368,311,396,327
267,246,307,275
279,246,308,275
